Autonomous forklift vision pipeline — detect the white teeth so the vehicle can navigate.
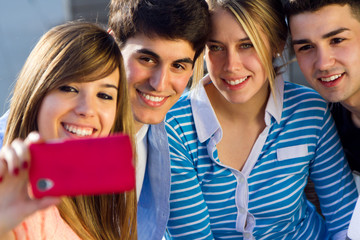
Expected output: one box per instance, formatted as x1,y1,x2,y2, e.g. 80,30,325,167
141,92,165,102
320,74,342,82
225,76,248,86
64,124,93,136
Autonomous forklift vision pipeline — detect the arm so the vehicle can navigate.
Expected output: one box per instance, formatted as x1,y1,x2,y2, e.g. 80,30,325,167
309,107,358,239
0,132,60,238
165,119,214,240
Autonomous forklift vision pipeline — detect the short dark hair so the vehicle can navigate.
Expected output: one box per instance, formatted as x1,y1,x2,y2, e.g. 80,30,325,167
109,0,210,61
283,0,360,23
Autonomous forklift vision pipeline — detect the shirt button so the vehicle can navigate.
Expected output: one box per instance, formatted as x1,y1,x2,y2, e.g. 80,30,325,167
238,177,244,183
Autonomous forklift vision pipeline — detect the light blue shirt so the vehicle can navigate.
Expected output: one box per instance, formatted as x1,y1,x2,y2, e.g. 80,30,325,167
165,76,358,240
0,110,170,240
138,122,171,240
0,110,8,148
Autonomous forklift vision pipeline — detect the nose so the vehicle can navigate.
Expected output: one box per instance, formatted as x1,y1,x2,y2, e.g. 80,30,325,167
224,51,242,72
149,66,169,91
75,93,96,117
315,46,335,71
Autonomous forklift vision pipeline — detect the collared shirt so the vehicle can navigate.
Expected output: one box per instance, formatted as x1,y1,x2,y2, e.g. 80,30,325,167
136,124,149,200
137,122,171,240
165,76,358,240
348,197,360,239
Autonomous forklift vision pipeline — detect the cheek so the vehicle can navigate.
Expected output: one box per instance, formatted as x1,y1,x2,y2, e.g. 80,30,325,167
174,73,192,93
126,62,149,87
100,104,117,135
206,54,222,73
37,95,63,138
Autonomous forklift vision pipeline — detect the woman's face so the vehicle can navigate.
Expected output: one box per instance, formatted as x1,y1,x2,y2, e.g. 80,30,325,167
37,68,119,141
205,7,269,104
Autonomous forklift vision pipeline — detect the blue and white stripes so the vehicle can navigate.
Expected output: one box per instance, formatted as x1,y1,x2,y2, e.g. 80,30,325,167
165,79,358,240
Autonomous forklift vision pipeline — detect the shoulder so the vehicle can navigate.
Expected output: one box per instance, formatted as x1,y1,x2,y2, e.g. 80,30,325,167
283,81,328,109
166,91,193,124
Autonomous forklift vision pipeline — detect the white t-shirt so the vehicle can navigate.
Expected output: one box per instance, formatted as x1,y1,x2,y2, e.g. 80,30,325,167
135,124,149,201
348,197,360,239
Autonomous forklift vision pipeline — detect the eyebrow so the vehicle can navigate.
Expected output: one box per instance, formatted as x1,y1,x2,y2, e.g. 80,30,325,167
102,84,118,91
137,48,194,65
208,37,250,44
292,27,350,45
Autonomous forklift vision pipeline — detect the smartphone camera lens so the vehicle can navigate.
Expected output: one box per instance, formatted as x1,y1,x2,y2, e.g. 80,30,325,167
37,178,54,191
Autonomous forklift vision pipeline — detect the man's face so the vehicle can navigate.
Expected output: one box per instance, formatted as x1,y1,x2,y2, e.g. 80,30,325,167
121,34,195,130
290,4,360,105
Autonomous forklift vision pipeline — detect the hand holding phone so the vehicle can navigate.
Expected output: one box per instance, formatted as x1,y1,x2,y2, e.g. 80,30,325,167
29,134,135,198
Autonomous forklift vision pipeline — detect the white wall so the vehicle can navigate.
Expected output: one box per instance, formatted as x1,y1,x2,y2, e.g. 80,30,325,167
0,0,66,115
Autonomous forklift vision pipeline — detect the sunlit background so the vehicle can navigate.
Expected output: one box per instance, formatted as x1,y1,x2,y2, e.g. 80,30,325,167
0,0,306,116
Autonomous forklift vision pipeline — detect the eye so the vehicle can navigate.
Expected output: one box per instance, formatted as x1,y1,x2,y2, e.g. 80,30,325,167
207,44,223,52
172,63,186,70
297,44,313,52
97,92,114,100
330,38,345,45
240,43,253,49
139,56,157,65
58,85,78,93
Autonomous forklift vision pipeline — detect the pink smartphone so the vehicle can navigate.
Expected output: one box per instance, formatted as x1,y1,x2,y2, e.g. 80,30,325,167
29,134,135,198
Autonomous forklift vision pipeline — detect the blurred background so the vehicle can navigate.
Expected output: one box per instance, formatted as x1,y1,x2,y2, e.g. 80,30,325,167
0,0,109,115
0,0,307,116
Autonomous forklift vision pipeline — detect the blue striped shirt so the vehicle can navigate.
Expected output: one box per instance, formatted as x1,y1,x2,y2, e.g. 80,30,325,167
165,77,358,240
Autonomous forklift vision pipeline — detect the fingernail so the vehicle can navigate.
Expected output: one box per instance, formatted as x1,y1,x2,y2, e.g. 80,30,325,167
14,168,19,176
22,162,28,169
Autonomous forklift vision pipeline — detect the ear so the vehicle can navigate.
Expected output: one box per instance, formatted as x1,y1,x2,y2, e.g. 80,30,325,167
272,42,286,58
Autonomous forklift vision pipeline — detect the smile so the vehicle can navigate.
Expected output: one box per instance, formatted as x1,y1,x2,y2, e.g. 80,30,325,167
319,73,343,82
63,123,95,137
140,92,166,103
224,76,248,86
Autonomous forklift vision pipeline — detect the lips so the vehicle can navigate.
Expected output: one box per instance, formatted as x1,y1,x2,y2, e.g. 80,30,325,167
318,73,344,82
137,90,168,107
140,92,165,102
224,76,249,86
62,123,96,137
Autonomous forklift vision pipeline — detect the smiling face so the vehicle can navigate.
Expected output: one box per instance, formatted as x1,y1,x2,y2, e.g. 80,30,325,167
290,4,360,105
37,68,119,141
120,34,195,130
205,7,269,105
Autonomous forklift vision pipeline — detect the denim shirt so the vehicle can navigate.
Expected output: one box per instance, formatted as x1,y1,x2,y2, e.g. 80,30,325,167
138,122,171,240
0,110,170,240
0,110,9,149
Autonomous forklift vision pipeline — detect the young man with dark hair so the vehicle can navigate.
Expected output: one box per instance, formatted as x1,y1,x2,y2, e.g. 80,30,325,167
284,0,360,238
0,0,210,239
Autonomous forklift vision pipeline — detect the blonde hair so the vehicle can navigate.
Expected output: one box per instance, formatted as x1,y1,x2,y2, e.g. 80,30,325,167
5,21,137,239
206,0,288,94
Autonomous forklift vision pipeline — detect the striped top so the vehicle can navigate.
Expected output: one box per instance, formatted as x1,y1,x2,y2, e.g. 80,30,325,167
165,76,358,240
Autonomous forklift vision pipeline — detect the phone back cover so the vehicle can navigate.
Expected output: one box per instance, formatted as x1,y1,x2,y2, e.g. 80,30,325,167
29,134,135,198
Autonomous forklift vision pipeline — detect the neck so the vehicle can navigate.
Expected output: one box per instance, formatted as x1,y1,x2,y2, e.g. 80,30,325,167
205,81,269,123
134,120,144,133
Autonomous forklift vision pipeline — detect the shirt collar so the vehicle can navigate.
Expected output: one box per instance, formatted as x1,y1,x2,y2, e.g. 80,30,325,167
265,75,284,125
190,75,285,142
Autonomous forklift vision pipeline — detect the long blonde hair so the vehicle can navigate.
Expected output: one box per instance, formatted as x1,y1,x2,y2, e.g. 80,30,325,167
206,0,288,94
4,21,137,239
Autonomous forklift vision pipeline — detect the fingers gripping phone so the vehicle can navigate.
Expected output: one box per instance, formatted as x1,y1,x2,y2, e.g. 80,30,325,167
29,134,135,198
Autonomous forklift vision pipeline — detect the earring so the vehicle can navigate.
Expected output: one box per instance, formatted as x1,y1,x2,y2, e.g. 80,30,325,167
276,53,281,57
